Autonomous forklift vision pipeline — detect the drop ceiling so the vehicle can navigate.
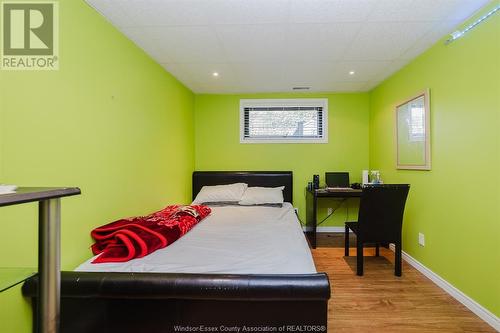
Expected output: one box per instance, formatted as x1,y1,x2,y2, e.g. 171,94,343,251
86,0,489,94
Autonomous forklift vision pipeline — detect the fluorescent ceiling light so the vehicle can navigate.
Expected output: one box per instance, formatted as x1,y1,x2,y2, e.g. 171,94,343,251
446,5,499,44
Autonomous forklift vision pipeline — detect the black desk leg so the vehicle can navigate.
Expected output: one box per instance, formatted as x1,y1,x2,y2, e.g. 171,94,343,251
306,191,317,248
312,197,317,249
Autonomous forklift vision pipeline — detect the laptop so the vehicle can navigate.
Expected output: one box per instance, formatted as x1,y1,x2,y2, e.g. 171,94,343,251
325,172,352,190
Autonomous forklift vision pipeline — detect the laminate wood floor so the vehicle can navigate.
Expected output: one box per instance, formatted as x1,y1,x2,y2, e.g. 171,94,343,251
311,246,496,333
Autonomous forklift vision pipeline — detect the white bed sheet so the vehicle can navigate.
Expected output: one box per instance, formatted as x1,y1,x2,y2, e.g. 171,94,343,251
75,203,316,274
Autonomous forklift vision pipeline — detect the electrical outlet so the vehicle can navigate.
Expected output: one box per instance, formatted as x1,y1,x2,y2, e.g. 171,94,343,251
418,232,425,246
327,207,333,215
294,207,299,214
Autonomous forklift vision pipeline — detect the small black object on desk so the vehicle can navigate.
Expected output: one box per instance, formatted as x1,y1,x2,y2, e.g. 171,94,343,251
305,187,362,248
312,175,320,189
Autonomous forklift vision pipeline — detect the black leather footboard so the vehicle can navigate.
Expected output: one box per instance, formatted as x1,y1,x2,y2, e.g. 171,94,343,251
23,271,331,333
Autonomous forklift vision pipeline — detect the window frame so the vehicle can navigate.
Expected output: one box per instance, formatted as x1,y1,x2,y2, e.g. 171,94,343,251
239,98,329,144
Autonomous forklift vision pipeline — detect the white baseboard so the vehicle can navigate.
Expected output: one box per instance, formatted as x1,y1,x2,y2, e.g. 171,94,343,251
302,226,352,233
388,244,500,331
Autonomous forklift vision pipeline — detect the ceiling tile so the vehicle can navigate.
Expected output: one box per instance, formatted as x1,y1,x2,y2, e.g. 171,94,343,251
321,81,370,92
232,62,288,93
290,0,377,23
283,62,337,87
160,63,201,90
363,59,412,89
86,0,135,27
398,19,463,60
122,26,227,63
233,62,286,84
447,0,491,21
195,83,248,94
205,0,289,25
119,30,173,63
343,22,435,61
285,23,361,61
176,63,238,86
330,61,393,81
114,0,213,27
282,61,391,88
238,82,290,93
160,63,193,82
216,25,287,62
367,0,459,22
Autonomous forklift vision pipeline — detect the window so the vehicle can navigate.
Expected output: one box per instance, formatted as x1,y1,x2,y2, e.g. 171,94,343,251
240,99,328,143
408,96,425,142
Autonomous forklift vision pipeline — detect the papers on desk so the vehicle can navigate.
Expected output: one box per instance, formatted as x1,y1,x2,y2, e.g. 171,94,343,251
0,185,18,195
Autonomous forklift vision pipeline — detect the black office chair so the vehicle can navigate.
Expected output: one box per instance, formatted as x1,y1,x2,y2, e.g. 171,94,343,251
344,184,410,276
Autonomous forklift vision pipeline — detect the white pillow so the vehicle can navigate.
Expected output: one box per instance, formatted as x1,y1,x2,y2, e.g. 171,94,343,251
238,186,285,206
192,183,248,204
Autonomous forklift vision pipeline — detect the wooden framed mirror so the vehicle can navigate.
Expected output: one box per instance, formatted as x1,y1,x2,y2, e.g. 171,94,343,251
395,89,431,170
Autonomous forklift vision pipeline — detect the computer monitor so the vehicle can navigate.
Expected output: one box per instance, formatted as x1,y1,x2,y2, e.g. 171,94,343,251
325,172,350,188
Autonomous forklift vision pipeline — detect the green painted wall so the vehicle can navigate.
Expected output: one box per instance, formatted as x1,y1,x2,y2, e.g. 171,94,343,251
369,3,500,317
194,93,370,224
0,1,195,332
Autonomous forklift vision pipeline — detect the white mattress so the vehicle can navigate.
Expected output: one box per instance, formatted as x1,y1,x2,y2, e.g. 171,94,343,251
75,203,316,274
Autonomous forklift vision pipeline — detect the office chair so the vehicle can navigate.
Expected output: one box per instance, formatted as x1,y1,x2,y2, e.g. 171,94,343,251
344,184,410,276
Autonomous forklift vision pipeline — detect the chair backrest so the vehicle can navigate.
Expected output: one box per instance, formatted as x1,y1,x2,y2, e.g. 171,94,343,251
357,184,410,243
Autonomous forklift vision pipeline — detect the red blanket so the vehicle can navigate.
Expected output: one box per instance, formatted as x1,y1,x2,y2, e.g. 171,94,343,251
90,205,211,263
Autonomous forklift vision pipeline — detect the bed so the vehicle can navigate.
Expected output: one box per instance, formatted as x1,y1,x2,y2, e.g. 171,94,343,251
23,171,330,333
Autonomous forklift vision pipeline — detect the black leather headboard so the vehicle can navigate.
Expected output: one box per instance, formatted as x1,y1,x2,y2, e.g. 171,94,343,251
192,171,293,204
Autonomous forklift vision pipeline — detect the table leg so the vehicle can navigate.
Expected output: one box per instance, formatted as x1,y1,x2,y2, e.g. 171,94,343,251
311,196,317,248
305,191,317,248
38,199,61,333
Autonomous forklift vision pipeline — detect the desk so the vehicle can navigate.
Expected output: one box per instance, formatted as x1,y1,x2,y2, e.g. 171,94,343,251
0,187,81,333
305,188,362,248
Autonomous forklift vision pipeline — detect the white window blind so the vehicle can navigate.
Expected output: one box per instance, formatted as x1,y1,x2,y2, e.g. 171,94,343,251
240,99,328,143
